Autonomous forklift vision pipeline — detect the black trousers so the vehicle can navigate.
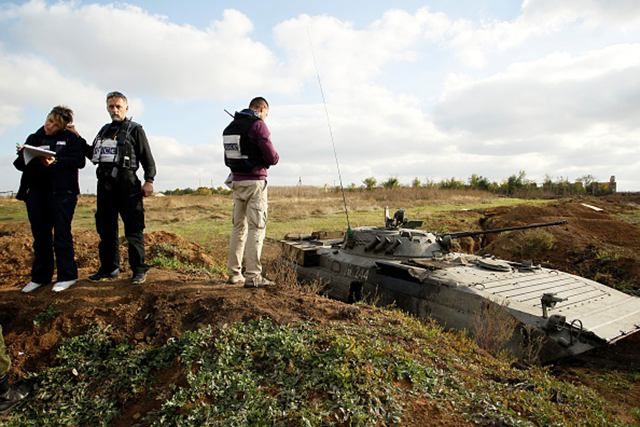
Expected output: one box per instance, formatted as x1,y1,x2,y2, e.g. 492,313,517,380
95,174,147,275
26,189,78,283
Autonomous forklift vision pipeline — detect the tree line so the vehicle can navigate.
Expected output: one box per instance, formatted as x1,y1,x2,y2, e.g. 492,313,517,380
163,186,232,196
159,172,614,197
358,172,614,196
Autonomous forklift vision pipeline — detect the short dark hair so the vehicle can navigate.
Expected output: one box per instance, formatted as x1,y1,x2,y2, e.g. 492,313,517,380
49,105,74,127
106,91,128,102
249,97,269,109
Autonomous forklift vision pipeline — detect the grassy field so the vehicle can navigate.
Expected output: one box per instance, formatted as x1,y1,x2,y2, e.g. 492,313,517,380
0,187,550,249
2,188,640,426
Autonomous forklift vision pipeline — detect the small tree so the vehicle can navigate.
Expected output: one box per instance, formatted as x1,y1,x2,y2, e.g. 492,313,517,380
468,174,491,191
439,177,465,189
362,177,377,191
382,177,400,189
502,170,528,195
195,186,212,195
423,178,437,189
411,177,421,188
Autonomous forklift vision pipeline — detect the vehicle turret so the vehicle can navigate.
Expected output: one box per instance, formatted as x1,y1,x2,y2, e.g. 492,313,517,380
342,209,567,258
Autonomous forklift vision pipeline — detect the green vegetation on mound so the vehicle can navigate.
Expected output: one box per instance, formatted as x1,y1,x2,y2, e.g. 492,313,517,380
4,312,618,426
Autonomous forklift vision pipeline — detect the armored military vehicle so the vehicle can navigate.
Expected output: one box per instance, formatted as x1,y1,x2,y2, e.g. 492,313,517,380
281,209,640,362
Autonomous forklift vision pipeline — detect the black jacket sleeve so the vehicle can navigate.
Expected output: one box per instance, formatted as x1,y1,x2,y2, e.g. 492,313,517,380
13,152,25,172
12,134,36,172
135,126,156,183
53,131,86,170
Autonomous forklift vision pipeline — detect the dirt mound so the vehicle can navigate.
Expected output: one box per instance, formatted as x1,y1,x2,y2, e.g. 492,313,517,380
0,224,33,282
145,231,217,269
0,223,358,380
0,273,359,380
0,224,219,287
478,199,640,293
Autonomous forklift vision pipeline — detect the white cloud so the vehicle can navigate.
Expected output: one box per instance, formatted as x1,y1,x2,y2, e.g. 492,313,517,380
0,105,22,135
0,51,148,136
273,10,440,89
2,0,293,99
437,0,640,68
434,44,640,142
149,136,223,190
1,0,639,191
522,0,640,30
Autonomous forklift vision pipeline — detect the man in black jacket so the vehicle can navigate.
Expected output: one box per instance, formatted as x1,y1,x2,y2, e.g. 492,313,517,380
88,91,156,285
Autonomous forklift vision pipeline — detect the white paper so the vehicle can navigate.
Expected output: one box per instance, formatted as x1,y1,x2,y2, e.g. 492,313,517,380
22,145,56,165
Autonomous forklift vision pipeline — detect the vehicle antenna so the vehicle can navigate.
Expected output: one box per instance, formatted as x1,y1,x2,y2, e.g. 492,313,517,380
224,109,234,118
307,29,351,232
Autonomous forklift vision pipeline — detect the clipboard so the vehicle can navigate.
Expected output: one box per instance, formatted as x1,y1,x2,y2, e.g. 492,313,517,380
22,145,56,165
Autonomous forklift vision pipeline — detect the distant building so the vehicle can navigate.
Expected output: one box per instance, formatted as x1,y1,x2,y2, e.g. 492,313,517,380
588,176,616,195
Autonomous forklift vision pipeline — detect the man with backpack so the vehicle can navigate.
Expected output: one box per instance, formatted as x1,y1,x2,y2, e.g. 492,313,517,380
223,97,279,288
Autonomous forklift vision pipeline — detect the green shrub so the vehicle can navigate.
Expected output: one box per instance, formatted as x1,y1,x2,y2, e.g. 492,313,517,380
517,229,555,258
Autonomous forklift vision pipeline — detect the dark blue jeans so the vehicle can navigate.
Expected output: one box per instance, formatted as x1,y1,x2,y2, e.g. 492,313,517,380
26,189,78,283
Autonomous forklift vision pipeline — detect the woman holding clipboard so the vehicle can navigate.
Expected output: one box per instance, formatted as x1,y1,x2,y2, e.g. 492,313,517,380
13,106,87,293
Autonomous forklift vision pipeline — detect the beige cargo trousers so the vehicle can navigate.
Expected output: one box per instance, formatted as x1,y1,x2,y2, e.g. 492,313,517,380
0,325,10,377
227,180,268,281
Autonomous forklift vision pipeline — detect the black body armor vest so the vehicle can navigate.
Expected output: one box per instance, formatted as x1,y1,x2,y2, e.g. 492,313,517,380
222,113,262,173
93,119,139,170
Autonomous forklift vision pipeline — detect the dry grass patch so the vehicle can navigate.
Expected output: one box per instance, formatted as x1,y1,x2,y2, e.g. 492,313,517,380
471,300,519,358
266,248,327,295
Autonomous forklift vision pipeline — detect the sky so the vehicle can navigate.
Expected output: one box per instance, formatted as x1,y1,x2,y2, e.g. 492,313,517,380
1,0,639,192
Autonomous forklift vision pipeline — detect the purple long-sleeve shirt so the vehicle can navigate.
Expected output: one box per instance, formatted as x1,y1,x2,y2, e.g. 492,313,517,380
232,116,279,181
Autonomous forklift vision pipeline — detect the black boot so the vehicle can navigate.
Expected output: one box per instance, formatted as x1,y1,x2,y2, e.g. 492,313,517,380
0,374,31,414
